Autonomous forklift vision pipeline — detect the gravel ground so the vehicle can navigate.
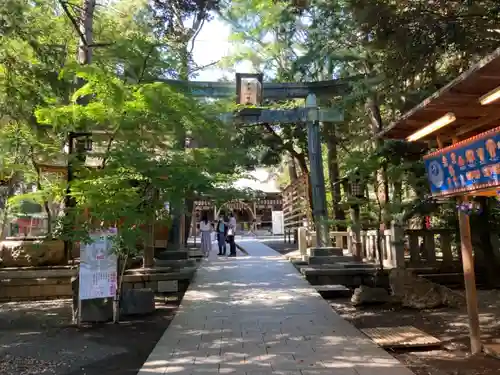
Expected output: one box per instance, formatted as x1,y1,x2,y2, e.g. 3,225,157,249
0,298,179,375
329,292,500,375
265,240,500,375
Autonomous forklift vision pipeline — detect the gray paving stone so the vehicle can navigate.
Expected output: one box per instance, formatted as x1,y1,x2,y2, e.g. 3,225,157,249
136,240,415,375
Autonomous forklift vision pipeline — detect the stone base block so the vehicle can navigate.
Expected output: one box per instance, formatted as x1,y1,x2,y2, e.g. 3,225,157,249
308,255,355,264
307,247,343,257
155,250,189,260
120,288,155,316
72,276,113,322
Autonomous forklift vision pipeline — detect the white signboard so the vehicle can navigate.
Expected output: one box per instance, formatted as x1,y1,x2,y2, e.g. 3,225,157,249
79,230,118,300
271,211,284,235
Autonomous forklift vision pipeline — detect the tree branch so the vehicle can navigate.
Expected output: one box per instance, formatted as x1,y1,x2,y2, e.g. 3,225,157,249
262,124,309,174
189,18,205,55
58,0,88,47
137,44,156,83
190,59,220,74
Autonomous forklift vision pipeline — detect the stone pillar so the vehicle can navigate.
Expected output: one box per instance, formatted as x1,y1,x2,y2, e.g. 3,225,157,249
298,227,307,257
440,233,453,268
349,204,362,261
423,231,436,264
408,232,420,266
389,221,405,268
310,233,317,248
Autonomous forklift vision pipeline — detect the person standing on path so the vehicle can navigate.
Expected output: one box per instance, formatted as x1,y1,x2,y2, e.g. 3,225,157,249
227,212,237,257
216,214,228,255
199,214,212,258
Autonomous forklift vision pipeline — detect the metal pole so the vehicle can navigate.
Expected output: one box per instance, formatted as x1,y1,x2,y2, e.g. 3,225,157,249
305,93,329,248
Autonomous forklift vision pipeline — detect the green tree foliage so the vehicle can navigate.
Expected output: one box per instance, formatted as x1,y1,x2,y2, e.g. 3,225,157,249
220,0,500,235
0,1,257,253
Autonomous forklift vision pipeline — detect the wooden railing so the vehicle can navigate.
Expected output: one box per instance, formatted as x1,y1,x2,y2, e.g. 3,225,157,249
306,230,351,250
403,229,457,268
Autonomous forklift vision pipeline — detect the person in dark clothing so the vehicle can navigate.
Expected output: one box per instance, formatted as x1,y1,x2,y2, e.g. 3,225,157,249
227,212,237,257
216,214,228,255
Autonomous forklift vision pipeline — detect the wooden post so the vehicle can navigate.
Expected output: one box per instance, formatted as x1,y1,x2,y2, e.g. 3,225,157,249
436,136,444,149
143,210,155,268
458,196,482,354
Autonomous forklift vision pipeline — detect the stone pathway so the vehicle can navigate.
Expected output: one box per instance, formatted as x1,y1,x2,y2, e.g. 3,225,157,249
137,240,414,375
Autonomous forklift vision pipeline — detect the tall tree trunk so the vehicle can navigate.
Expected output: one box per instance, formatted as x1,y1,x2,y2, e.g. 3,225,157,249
30,151,52,236
62,0,96,262
325,125,345,230
0,175,18,240
393,181,403,208
366,96,390,227
287,153,298,182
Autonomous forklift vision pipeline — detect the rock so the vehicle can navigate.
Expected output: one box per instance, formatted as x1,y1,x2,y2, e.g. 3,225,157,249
389,268,465,309
0,239,65,267
71,276,113,322
120,288,155,316
351,285,390,306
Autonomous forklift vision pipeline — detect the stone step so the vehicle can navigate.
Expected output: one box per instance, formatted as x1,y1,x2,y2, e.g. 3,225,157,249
154,259,197,268
336,262,377,269
301,267,376,276
312,284,352,298
308,255,355,264
123,267,196,281
301,266,376,288
307,247,343,257
188,249,204,258
155,250,189,260
290,259,308,267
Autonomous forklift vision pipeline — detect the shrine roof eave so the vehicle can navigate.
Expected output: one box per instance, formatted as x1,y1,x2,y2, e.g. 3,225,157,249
379,46,500,143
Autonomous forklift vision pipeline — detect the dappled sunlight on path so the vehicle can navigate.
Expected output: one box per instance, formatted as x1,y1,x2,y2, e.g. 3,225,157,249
137,241,414,375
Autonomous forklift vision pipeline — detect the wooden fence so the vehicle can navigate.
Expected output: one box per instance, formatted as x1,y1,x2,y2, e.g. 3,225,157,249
282,175,312,243
304,227,459,269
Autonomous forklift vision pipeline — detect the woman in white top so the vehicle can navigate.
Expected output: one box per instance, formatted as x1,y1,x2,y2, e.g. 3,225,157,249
199,213,212,258
227,212,237,257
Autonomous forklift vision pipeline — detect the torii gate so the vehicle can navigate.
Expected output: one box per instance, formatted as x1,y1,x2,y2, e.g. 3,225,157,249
169,73,347,248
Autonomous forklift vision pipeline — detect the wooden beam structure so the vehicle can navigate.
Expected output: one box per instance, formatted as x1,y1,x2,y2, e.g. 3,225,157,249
154,75,368,100
376,48,500,356
222,107,343,126
380,46,500,143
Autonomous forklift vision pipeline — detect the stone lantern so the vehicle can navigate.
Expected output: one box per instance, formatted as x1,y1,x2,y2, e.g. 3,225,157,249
343,170,365,260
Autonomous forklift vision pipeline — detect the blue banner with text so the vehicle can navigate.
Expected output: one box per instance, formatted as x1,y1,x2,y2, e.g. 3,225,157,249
423,127,500,197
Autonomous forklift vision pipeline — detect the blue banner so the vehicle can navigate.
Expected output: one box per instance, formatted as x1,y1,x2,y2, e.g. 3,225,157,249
424,127,500,197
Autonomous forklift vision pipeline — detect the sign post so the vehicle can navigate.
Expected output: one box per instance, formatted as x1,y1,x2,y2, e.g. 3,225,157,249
77,229,118,326
422,129,500,355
